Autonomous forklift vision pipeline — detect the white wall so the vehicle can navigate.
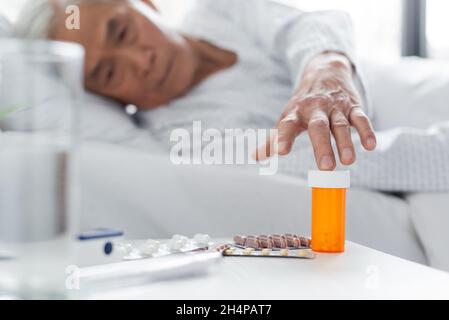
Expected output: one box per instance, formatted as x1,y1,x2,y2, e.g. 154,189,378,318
427,0,449,59
0,0,402,59
0,0,192,22
0,0,28,21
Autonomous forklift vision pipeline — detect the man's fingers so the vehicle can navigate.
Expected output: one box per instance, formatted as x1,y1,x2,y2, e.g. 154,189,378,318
349,107,377,151
254,137,272,161
330,109,355,165
308,111,335,171
276,112,305,155
254,111,304,160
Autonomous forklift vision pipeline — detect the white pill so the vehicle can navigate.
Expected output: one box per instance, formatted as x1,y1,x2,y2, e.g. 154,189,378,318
145,239,160,250
117,242,134,255
138,246,154,256
171,234,188,246
193,234,211,246
139,241,160,257
167,238,184,251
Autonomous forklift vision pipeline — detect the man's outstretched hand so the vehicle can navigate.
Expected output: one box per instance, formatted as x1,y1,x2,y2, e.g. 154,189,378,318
255,52,377,170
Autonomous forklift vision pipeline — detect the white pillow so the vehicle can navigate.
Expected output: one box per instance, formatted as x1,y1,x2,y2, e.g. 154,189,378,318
78,93,163,150
363,57,449,131
0,55,162,151
3,91,163,150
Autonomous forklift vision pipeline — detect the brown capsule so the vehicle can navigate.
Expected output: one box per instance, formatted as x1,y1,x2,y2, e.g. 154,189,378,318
299,237,312,248
272,235,288,248
259,237,274,249
233,235,247,246
259,235,272,241
216,244,230,253
245,237,261,249
286,235,301,248
273,234,287,240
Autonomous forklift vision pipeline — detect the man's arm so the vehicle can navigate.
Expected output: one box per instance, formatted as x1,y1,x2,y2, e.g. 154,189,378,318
190,0,376,169
216,0,377,168
190,0,363,90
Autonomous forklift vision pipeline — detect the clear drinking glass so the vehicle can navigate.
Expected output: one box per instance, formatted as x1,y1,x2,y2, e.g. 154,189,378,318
0,39,84,298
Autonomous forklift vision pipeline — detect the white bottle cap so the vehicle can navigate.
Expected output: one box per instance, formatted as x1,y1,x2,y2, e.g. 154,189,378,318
308,170,350,189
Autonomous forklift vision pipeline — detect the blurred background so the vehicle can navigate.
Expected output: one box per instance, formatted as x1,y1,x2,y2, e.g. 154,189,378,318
1,0,448,60
1,0,449,276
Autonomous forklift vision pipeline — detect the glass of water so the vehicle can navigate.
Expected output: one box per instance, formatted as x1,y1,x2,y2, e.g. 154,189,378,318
0,39,84,298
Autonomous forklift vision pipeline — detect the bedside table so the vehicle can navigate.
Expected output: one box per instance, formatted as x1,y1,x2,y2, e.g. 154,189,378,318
90,241,449,300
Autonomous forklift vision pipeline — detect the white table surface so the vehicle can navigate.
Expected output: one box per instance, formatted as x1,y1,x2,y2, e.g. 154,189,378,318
90,241,449,300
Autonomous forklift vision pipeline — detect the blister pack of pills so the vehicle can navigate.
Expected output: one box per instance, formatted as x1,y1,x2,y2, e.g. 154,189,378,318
218,246,315,259
117,234,212,260
215,234,315,259
233,234,311,249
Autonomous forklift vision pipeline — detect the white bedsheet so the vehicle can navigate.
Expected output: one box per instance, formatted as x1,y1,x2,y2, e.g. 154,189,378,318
78,142,427,265
408,193,449,271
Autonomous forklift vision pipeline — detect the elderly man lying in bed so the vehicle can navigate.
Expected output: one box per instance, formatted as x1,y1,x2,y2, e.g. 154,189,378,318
15,0,449,192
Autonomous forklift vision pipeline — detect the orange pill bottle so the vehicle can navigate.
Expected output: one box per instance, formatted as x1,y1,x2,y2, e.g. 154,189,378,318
308,170,350,253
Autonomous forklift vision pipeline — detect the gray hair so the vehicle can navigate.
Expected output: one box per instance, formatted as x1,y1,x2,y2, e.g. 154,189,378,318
14,0,114,39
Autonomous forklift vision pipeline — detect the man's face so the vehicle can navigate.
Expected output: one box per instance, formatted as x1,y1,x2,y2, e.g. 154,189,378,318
52,0,197,109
